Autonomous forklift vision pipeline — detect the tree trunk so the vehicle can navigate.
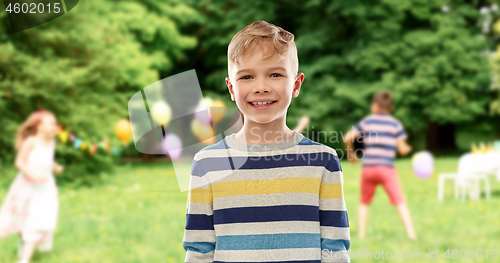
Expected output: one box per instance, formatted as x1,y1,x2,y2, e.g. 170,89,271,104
426,122,457,152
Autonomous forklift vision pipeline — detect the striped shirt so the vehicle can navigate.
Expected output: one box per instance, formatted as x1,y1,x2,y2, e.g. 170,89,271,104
183,131,351,263
353,113,407,167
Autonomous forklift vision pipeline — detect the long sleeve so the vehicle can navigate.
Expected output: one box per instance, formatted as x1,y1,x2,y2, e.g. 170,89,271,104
319,152,351,262
183,157,216,263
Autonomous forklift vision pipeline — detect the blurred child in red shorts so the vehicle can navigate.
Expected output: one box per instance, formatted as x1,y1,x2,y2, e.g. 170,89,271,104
344,90,417,239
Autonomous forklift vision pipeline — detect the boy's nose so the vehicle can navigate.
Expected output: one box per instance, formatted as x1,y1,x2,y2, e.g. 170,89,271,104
253,79,271,93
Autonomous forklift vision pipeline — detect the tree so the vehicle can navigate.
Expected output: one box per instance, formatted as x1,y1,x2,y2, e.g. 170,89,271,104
0,0,199,185
185,0,497,152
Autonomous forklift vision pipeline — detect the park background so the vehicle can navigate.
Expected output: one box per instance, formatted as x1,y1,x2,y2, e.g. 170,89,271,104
1,0,500,262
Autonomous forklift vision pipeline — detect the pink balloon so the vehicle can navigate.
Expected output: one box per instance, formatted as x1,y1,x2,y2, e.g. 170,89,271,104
69,134,76,142
194,105,212,126
413,151,433,179
163,133,182,160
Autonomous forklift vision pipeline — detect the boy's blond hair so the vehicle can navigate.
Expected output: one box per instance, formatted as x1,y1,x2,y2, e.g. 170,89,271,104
228,20,298,76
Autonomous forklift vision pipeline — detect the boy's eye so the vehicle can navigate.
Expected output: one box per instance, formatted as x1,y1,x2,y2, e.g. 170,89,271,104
239,75,252,80
271,73,282,77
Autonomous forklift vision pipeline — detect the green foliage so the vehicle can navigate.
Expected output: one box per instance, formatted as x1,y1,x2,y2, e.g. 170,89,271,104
490,18,500,116
0,0,200,185
187,0,497,149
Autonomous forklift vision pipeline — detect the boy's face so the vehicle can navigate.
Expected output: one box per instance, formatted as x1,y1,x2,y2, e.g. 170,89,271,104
226,48,304,125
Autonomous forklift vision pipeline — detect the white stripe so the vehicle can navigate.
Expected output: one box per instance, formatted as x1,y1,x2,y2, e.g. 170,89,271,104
185,250,215,262
195,144,338,160
213,193,320,210
214,248,322,262
202,167,342,185
183,229,216,243
186,202,212,215
320,226,351,240
319,199,347,211
207,166,323,183
215,221,320,236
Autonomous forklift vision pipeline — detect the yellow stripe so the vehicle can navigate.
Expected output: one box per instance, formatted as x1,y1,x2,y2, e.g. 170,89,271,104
188,187,213,204
188,179,342,202
319,182,342,199
212,177,321,198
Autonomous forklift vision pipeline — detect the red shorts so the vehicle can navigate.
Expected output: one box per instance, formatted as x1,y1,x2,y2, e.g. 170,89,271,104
360,166,405,206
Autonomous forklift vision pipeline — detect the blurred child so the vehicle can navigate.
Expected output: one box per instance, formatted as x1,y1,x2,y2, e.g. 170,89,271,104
0,109,64,263
343,91,417,239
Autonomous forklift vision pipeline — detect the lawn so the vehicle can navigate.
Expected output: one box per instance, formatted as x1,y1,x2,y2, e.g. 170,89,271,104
0,157,499,262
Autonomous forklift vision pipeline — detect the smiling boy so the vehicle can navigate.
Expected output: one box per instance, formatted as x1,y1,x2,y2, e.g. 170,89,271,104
183,20,351,262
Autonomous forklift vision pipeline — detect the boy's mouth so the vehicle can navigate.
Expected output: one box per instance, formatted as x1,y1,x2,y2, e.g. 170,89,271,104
249,100,277,107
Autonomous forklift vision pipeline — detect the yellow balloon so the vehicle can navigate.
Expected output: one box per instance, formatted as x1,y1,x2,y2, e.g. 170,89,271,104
151,101,172,126
115,119,132,143
191,119,214,144
59,131,69,143
81,141,88,151
200,97,213,108
210,100,226,123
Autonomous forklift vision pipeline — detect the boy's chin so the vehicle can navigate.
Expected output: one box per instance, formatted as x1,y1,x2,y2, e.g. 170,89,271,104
246,115,280,124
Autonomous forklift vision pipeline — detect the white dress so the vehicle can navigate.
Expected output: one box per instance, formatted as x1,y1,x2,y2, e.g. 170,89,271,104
0,137,59,250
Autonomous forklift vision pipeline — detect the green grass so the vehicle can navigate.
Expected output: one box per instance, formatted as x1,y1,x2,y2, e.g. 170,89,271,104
0,157,499,262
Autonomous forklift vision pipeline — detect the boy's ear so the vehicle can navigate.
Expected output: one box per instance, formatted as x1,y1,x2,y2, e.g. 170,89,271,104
225,77,235,101
292,73,305,98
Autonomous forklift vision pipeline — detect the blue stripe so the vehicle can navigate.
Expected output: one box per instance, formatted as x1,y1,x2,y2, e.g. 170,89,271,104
363,164,394,167
364,119,399,128
216,233,321,250
321,238,350,252
364,143,396,150
297,137,321,146
363,131,395,138
214,261,320,263
396,130,406,138
185,214,214,230
355,123,363,132
192,153,341,177
183,241,215,254
364,154,395,161
214,205,319,225
319,210,349,227
199,138,228,152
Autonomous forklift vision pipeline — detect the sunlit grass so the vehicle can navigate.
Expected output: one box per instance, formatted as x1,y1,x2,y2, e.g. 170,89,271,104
0,157,498,262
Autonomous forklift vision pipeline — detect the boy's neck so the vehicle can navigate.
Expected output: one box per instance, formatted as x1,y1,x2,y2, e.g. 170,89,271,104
233,119,295,145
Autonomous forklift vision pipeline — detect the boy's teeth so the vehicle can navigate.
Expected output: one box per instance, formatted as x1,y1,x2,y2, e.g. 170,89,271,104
252,101,273,106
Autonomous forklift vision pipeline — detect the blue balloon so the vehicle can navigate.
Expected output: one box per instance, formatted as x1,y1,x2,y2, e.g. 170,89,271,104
74,138,82,149
112,146,120,156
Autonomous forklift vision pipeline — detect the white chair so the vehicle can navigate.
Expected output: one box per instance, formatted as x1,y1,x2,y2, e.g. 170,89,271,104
457,174,490,201
438,172,491,201
437,173,459,201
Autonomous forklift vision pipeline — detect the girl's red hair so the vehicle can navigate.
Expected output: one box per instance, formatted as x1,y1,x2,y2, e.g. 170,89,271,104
14,109,55,151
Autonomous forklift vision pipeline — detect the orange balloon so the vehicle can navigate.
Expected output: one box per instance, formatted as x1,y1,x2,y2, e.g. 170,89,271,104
210,100,226,123
56,124,63,135
191,119,214,144
115,119,132,143
89,144,97,156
